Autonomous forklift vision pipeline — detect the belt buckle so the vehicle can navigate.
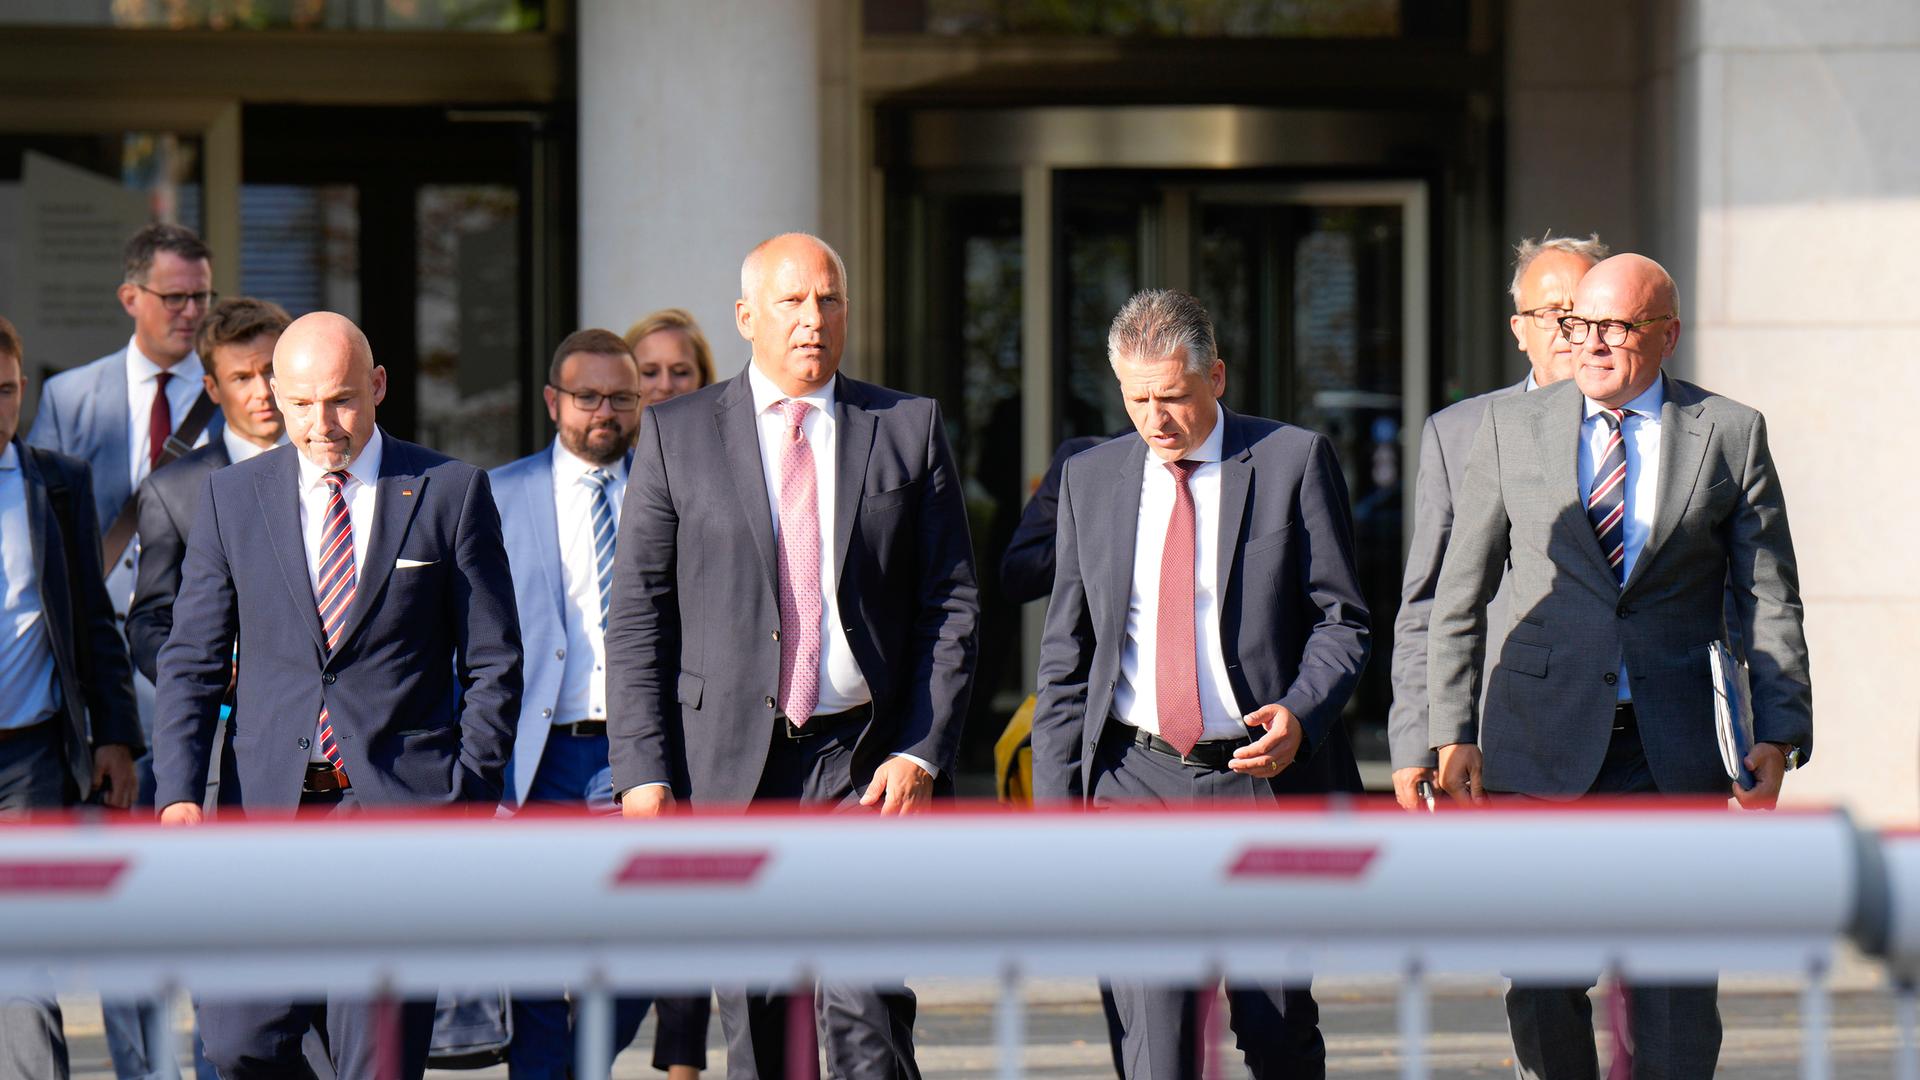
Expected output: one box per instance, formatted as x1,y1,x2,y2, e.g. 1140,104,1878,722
782,717,808,740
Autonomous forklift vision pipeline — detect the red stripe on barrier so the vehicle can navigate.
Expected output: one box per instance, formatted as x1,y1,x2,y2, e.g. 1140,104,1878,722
612,851,769,886
0,859,128,894
1228,846,1377,879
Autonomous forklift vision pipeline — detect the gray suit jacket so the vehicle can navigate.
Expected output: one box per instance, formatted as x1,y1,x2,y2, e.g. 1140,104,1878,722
1428,375,1813,797
605,372,980,806
1386,378,1526,770
28,348,223,529
1032,409,1371,802
127,438,232,682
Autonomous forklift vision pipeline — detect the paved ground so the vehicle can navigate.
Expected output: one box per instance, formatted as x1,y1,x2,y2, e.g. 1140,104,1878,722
57,972,1918,1078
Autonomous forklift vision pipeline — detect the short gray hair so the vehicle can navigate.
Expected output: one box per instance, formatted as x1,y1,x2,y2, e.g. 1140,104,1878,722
1107,289,1217,375
1509,232,1609,307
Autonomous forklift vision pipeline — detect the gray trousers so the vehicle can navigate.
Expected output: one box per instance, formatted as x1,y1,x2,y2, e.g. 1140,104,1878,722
1089,727,1326,1080
717,718,919,1080
1503,716,1722,1079
0,719,73,1080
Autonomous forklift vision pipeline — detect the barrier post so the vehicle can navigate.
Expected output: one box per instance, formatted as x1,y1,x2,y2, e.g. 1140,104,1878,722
576,970,613,1080
995,962,1024,1080
1397,959,1428,1080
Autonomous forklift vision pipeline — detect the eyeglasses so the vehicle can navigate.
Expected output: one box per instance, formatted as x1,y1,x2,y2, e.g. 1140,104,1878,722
1516,305,1571,330
550,385,641,412
1557,314,1675,347
136,285,217,313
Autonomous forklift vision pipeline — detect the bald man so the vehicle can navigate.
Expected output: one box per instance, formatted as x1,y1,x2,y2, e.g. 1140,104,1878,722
1428,254,1811,1076
152,312,522,1079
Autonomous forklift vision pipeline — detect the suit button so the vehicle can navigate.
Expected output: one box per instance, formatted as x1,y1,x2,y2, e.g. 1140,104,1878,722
297,736,311,750
1603,672,1618,686
555,648,566,660
322,672,336,685
1616,605,1630,619
541,707,552,718
765,696,777,709
771,630,780,642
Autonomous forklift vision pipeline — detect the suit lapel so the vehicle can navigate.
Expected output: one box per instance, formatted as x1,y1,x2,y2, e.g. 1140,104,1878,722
1623,379,1711,594
17,445,53,619
83,354,132,510
1536,386,1620,586
529,448,567,626
256,448,328,655
715,376,779,599
1103,438,1147,641
834,378,877,589
1214,409,1253,601
333,434,427,652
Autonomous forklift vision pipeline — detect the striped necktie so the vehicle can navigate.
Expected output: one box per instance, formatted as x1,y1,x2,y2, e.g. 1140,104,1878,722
1587,408,1630,584
581,467,617,629
313,472,356,775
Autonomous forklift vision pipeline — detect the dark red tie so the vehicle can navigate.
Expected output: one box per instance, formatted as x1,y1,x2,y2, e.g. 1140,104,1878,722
1156,459,1205,756
148,370,172,470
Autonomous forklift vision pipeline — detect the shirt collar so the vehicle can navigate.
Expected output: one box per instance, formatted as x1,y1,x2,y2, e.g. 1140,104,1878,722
297,427,384,493
1524,370,1539,392
223,427,286,465
747,362,836,419
550,438,625,485
1583,376,1666,421
126,335,203,385
0,442,17,471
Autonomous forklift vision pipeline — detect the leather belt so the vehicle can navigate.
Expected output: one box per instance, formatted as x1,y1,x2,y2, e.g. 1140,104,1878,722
551,720,607,738
780,702,873,740
0,717,55,744
1109,718,1250,770
303,762,351,793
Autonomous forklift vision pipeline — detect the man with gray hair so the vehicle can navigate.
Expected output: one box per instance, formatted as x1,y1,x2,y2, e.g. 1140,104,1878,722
1386,232,1606,808
1033,288,1370,1078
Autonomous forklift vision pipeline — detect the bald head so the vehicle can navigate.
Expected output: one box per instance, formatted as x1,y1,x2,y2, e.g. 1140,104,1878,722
735,232,849,396
1568,253,1682,408
272,311,387,471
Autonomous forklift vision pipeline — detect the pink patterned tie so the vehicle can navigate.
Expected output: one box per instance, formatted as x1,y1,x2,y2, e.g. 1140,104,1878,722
775,399,822,727
1157,459,1205,757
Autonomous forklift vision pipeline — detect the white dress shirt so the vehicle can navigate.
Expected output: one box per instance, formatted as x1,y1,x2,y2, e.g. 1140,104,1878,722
1113,403,1247,742
125,337,206,490
0,444,62,732
550,440,624,725
1578,378,1664,701
295,429,384,761
222,427,285,465
745,364,935,778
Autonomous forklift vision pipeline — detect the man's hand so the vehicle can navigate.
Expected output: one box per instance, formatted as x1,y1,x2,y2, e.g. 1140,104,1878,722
159,801,203,826
1436,743,1488,806
91,745,136,810
860,756,933,816
1732,742,1787,811
1392,766,1435,812
1229,703,1303,779
620,785,676,818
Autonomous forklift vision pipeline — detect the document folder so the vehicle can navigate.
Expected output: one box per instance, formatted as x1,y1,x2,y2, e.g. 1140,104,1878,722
1710,640,1757,790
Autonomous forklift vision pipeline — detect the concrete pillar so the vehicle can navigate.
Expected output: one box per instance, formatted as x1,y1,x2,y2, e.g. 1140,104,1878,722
1654,0,1920,823
577,0,823,380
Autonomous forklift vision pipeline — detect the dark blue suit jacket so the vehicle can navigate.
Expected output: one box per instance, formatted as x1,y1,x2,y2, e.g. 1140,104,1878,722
606,372,980,806
1032,409,1371,802
152,433,522,811
999,434,1108,605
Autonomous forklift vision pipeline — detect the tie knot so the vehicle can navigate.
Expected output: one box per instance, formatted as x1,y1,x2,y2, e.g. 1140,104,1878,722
779,398,812,432
1598,407,1627,432
322,472,347,495
1165,459,1201,483
582,467,611,491
155,370,171,390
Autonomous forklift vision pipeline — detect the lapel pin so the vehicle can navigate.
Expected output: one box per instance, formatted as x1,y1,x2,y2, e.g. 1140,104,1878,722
401,488,414,496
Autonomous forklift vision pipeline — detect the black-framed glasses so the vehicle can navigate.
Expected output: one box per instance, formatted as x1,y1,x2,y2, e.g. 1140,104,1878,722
1557,314,1675,347
550,385,641,412
1516,305,1571,330
136,284,217,313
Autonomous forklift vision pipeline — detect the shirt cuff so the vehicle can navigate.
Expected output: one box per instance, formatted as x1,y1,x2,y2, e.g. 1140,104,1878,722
890,752,938,779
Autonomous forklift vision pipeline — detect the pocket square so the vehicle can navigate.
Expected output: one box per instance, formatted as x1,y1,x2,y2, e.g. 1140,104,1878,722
395,558,437,569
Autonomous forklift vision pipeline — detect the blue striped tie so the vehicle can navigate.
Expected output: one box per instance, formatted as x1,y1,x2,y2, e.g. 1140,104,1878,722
582,468,617,629
1586,408,1630,584
313,473,356,774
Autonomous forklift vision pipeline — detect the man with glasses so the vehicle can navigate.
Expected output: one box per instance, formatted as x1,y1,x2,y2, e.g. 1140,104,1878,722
1388,233,1605,811
26,222,220,1080
1428,253,1813,1076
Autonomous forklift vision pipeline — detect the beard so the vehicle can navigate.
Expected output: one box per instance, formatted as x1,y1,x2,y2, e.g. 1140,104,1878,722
561,419,635,466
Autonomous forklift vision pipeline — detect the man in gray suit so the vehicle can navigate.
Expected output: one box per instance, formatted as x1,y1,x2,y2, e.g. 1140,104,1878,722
1386,233,1605,809
608,233,979,1079
1428,253,1813,1076
1034,289,1371,1079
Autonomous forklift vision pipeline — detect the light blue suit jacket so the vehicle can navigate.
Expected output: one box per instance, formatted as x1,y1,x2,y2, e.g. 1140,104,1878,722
27,348,224,529
490,442,632,808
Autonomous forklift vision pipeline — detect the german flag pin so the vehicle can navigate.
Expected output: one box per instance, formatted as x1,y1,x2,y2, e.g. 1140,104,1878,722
401,488,414,496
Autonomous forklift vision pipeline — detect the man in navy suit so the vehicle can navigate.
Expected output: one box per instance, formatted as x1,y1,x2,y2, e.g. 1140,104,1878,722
153,311,522,1079
608,233,979,1079
1033,289,1371,1079
26,222,217,1080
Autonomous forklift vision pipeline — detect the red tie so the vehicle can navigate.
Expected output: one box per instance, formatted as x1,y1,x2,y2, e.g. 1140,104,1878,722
148,371,173,471
1156,459,1205,756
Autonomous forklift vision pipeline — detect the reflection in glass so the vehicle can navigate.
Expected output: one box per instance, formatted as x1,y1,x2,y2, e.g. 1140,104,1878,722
0,0,547,31
866,0,1398,37
1058,196,1141,442
416,184,520,468
240,184,359,320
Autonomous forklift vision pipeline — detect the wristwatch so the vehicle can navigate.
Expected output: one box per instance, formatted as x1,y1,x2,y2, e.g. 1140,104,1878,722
1763,741,1803,771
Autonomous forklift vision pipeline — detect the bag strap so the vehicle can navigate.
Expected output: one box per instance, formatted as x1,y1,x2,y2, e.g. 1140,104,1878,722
101,390,220,573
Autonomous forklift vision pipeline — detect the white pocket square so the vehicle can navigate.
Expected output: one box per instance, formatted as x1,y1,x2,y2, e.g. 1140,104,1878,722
395,558,437,569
